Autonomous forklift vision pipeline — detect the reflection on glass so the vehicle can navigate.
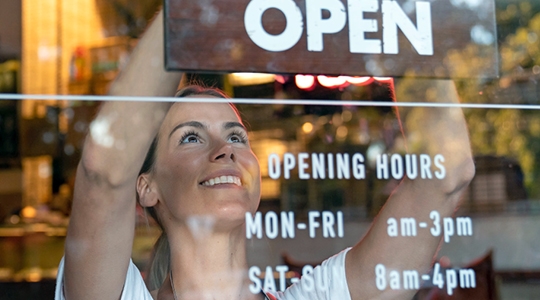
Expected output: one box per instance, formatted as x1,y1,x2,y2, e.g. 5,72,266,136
0,1,540,299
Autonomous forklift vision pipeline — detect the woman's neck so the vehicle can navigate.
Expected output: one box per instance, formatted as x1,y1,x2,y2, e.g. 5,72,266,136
163,222,258,300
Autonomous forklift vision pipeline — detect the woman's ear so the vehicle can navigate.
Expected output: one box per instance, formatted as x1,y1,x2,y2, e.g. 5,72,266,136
137,174,159,207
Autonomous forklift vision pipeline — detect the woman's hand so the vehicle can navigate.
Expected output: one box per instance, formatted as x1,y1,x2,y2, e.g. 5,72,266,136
345,79,474,300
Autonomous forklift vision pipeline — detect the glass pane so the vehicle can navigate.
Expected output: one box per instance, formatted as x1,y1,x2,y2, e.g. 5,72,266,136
0,1,539,299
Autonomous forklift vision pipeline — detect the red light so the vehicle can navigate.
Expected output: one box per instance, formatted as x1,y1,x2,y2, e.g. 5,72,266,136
317,76,348,88
275,75,286,84
346,77,373,85
295,75,316,90
373,77,393,83
293,75,393,90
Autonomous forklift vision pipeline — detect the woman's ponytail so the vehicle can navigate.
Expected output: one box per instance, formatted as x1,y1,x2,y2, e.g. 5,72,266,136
137,136,170,290
146,230,170,291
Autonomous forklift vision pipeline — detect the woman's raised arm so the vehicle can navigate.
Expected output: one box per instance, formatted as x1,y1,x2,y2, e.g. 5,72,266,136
63,10,182,300
346,79,475,299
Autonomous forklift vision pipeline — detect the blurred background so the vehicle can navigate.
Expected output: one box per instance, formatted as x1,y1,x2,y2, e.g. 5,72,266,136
0,0,540,299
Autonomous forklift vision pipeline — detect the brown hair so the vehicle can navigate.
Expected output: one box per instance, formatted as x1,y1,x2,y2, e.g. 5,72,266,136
139,85,232,290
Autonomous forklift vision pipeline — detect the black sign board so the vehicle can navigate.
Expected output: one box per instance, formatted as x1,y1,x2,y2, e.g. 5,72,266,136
164,0,498,78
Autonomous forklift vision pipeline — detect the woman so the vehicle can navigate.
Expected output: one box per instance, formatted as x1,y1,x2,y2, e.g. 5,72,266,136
56,9,475,300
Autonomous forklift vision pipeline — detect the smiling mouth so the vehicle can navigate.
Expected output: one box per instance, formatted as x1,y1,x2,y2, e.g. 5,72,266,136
201,176,242,187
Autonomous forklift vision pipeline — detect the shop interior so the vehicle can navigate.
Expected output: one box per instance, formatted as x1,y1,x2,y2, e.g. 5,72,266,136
0,0,540,299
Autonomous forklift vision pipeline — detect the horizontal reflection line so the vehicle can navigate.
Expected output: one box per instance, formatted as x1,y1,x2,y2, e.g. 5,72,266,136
0,93,539,110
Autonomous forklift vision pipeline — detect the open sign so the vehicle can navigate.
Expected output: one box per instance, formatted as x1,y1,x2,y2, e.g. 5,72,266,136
244,0,433,55
164,0,497,78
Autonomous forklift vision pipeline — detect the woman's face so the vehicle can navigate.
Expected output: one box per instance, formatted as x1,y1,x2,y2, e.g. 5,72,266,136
149,100,261,228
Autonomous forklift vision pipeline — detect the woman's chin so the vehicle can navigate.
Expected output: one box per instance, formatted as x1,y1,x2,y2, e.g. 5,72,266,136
211,203,253,230
175,199,258,234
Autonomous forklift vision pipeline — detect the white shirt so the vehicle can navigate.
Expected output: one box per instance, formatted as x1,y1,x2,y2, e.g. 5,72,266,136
265,248,352,300
55,248,351,300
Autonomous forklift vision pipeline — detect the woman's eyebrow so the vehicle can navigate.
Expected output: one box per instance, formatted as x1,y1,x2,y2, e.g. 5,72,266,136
223,122,247,131
168,121,206,139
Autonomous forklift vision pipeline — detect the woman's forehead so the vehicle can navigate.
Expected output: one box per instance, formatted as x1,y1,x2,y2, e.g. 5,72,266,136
162,102,242,130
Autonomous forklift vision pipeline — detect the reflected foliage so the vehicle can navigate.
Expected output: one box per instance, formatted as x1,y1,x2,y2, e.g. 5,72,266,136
447,5,540,198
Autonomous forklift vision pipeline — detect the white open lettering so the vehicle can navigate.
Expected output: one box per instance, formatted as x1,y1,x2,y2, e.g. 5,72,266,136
245,0,433,55
244,0,304,52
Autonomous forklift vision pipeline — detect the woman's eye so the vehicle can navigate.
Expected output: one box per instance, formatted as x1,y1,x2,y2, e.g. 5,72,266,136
228,135,241,143
180,133,200,144
228,132,247,144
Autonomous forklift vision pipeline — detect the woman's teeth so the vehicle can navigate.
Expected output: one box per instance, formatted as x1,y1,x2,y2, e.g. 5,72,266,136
202,176,242,187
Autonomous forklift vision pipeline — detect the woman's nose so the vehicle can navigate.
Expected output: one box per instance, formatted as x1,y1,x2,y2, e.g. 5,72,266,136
211,143,236,162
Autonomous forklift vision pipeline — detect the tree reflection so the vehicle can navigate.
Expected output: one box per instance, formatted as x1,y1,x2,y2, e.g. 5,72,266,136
445,8,540,198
